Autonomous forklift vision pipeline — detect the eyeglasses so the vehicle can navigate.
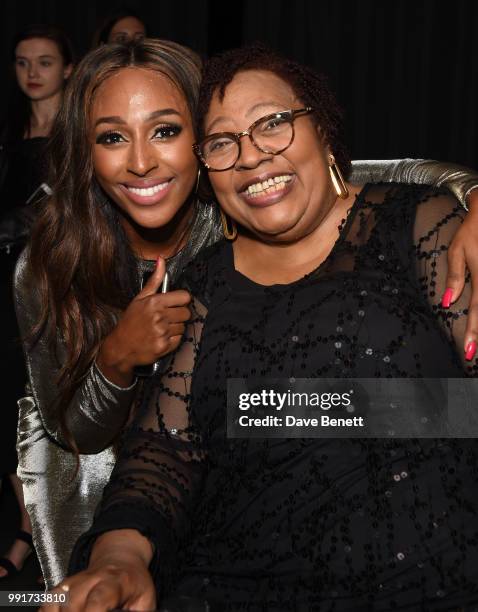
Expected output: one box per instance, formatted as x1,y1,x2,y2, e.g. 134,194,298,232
193,107,314,172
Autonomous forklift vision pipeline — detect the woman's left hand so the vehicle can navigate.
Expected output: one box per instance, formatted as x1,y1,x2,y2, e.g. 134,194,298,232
443,189,478,359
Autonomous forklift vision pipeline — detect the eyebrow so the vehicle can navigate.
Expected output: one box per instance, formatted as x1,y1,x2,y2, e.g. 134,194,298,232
94,108,181,128
206,101,285,134
16,54,56,60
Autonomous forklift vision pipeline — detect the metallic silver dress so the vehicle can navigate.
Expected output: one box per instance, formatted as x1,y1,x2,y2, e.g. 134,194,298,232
15,201,222,588
14,160,478,589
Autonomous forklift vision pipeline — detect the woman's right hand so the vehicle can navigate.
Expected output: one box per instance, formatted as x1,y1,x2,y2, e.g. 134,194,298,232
40,530,156,612
96,257,191,387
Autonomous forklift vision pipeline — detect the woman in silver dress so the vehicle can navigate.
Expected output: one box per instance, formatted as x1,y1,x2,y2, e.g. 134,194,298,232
14,38,478,589
0,24,73,581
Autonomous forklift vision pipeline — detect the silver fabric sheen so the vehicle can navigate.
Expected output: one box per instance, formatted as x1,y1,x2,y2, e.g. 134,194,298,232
14,160,478,588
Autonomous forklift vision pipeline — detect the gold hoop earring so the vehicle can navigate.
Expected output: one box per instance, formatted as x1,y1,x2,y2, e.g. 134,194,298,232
328,154,349,200
220,209,237,240
195,168,201,194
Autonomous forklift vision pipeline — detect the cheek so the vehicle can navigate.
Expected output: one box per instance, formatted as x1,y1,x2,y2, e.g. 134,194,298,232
208,173,232,205
15,67,27,85
161,137,197,171
43,67,64,89
159,139,198,188
208,173,251,223
93,148,125,185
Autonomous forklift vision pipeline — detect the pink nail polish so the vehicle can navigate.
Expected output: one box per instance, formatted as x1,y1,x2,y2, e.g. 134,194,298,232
465,341,477,361
441,288,453,308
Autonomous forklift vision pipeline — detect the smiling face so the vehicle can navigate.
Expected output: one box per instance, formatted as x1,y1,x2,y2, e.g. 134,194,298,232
204,69,337,242
90,67,198,231
108,16,146,43
15,37,72,101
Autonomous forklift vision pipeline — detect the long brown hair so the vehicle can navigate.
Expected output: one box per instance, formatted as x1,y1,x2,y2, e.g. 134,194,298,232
28,39,202,450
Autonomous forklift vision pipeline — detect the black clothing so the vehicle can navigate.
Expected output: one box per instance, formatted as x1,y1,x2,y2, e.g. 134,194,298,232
0,243,25,473
0,137,48,214
71,184,478,610
0,136,48,474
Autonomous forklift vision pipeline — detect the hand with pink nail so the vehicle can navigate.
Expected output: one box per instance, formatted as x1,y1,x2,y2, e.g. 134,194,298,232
444,188,478,359
465,341,477,361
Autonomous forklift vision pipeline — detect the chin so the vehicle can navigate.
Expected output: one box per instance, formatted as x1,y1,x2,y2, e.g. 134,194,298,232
247,214,302,239
132,205,183,229
130,212,174,230
249,223,299,241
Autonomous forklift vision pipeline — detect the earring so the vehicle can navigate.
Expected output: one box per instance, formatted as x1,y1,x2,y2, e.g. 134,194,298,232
220,209,237,240
195,168,201,194
328,154,349,200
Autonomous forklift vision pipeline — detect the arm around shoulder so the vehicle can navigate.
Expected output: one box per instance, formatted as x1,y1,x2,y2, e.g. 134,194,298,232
351,158,478,208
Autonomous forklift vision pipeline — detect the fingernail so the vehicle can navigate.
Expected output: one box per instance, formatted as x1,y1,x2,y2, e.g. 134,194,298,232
441,288,453,308
465,341,477,361
156,256,163,269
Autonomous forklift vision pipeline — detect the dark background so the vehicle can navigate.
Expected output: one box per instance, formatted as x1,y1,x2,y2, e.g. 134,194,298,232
0,0,477,168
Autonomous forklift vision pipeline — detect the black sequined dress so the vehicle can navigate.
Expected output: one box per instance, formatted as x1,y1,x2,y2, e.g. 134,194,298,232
71,184,478,611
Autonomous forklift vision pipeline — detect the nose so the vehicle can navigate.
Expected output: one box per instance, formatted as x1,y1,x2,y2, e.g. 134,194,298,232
28,62,39,79
127,139,158,177
235,134,272,171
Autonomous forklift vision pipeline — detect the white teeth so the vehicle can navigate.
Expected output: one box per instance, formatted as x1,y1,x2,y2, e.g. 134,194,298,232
245,175,292,196
127,181,169,196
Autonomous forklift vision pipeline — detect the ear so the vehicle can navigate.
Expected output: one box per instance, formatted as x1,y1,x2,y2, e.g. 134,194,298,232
318,130,332,164
63,63,73,80
315,121,322,139
315,122,329,149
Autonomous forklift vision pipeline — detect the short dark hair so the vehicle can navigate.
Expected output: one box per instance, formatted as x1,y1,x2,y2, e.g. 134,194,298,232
196,43,351,177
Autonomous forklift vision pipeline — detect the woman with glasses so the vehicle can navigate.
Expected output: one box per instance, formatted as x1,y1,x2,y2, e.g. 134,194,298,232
57,45,478,611
18,37,478,592
17,37,478,592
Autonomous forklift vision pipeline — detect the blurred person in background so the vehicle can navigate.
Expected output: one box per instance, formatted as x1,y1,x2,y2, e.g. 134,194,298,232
0,23,73,580
91,6,147,47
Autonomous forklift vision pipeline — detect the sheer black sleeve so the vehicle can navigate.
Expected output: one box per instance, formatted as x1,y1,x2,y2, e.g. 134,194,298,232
69,296,207,589
412,191,477,374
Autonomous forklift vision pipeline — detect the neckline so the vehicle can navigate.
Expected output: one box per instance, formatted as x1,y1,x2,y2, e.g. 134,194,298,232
224,183,368,293
135,201,206,267
138,245,185,269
